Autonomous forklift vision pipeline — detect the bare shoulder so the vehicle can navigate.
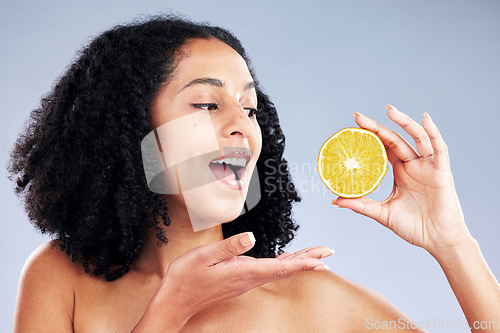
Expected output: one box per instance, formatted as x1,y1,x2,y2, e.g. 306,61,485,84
20,240,83,284
276,270,427,332
14,240,81,332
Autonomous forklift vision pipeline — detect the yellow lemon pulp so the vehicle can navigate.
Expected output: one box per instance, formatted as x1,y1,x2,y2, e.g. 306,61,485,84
318,127,388,198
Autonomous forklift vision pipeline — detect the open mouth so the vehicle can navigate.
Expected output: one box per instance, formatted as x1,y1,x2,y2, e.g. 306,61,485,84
208,148,252,190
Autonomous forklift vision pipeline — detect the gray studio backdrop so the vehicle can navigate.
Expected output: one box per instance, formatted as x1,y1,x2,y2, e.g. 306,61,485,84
1,0,499,331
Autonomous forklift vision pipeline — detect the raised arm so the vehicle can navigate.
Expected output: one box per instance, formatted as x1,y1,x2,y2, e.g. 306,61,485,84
334,105,500,332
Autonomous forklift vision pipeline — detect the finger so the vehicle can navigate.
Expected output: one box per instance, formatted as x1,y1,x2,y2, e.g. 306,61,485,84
386,105,433,157
334,196,389,229
354,112,418,162
422,113,450,170
285,247,323,257
276,252,293,260
286,246,334,259
204,232,256,264
289,247,313,256
252,257,328,281
386,148,401,166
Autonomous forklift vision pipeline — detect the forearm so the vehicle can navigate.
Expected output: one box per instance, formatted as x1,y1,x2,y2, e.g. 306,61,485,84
431,237,500,333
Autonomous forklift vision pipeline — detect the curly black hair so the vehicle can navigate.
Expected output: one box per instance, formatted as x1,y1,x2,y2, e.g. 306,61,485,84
7,14,301,281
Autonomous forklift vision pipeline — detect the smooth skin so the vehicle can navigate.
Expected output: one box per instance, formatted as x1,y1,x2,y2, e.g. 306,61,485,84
13,38,500,332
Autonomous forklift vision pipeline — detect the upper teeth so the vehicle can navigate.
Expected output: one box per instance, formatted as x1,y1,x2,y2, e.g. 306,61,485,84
212,158,246,167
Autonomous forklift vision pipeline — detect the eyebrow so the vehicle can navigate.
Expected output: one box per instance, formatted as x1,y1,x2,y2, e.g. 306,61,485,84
244,81,255,91
177,77,255,94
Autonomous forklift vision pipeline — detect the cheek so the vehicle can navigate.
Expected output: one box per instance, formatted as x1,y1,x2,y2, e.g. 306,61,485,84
252,123,263,158
156,111,220,167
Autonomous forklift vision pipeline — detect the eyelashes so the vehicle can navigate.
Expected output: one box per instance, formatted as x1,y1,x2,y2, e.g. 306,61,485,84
246,108,257,118
193,103,219,111
193,103,257,118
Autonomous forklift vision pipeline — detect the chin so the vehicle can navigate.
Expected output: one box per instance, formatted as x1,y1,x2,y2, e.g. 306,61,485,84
182,184,247,232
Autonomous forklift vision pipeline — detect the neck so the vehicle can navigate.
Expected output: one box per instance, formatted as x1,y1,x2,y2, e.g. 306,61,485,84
131,194,224,277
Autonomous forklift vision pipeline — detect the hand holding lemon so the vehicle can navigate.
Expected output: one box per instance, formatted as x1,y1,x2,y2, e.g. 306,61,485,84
320,105,472,255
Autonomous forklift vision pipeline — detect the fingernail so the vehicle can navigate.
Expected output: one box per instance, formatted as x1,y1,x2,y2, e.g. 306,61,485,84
240,232,255,247
423,112,431,119
313,264,329,271
331,200,339,207
321,248,335,258
386,104,395,110
353,112,362,118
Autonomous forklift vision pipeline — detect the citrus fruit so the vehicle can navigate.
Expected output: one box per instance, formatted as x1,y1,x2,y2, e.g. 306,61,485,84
318,127,388,198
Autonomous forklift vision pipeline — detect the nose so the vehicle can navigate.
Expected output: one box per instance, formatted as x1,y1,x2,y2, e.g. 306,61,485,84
221,103,254,139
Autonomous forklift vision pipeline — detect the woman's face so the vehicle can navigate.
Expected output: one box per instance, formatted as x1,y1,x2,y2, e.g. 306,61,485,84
150,38,262,231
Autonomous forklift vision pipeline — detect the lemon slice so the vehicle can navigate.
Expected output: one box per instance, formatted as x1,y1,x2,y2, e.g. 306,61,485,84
318,127,388,198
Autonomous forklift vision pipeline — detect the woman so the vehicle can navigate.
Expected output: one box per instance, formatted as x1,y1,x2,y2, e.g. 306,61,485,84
9,15,500,332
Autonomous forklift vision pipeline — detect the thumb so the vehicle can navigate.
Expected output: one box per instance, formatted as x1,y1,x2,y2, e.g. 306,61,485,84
208,232,256,264
334,197,388,228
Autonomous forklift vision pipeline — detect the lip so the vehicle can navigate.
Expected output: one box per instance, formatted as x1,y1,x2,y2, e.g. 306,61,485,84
209,147,252,165
208,147,252,190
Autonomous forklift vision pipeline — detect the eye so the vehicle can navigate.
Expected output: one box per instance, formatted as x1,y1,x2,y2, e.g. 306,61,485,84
245,108,258,118
193,103,219,111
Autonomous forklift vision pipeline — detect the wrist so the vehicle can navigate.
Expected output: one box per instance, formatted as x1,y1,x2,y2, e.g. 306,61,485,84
428,235,479,265
132,285,197,332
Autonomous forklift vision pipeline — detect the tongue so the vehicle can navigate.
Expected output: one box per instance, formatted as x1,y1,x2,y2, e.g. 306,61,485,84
228,165,241,180
209,163,237,182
